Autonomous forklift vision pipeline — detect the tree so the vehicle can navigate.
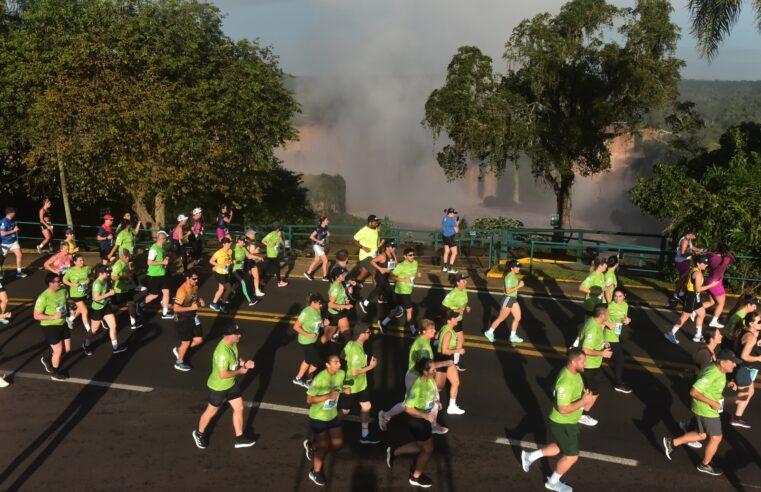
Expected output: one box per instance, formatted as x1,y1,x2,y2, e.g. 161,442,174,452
688,0,761,59
0,0,309,229
423,0,683,228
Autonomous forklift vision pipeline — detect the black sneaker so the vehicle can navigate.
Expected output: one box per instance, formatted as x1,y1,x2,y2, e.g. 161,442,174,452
192,430,207,449
614,383,632,394
730,416,751,429
112,345,128,355
234,435,256,448
82,342,93,356
697,463,723,476
359,301,369,314
51,371,68,381
40,355,53,374
303,439,314,461
308,470,326,487
386,446,394,469
409,474,433,488
359,433,381,444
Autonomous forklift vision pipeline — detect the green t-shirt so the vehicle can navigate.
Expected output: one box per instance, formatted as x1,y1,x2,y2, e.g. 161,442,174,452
604,269,617,289
342,340,368,393
442,288,468,321
296,306,322,345
393,260,418,295
353,226,379,261
504,272,520,297
34,289,67,326
262,231,281,258
404,376,437,413
232,245,247,271
111,259,134,293
207,340,239,392
549,367,584,424
307,369,346,421
581,271,605,313
328,281,347,315
437,325,457,353
725,309,747,338
115,229,135,254
146,243,166,277
691,364,726,418
408,335,433,374
604,301,629,343
580,318,605,369
91,277,110,311
63,265,91,299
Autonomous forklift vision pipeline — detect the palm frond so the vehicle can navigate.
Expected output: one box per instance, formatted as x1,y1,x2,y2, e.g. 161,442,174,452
688,0,743,59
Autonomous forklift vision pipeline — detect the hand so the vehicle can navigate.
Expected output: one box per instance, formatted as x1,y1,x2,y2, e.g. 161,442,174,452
362,246,370,252
53,311,63,320
709,400,721,411
163,258,169,265
465,306,471,313
107,289,115,296
108,234,113,240
581,389,595,406
198,299,206,307
309,332,318,339
426,412,436,423
728,381,738,391
368,356,378,369
191,302,198,310
239,366,250,375
244,360,255,369
518,280,525,288
624,317,631,325
602,348,613,359
328,390,340,400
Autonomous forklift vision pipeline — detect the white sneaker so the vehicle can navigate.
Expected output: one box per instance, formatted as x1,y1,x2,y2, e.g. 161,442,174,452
255,290,265,297
431,424,449,434
520,450,532,472
484,330,495,343
0,375,9,388
579,414,598,427
709,319,724,328
545,478,573,492
509,334,524,344
447,403,465,415
378,410,389,432
692,333,703,343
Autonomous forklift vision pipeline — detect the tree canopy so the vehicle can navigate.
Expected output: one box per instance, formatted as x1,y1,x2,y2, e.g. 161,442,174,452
423,0,683,228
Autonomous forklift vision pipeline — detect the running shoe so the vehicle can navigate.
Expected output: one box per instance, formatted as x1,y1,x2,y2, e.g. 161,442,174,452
16,270,27,279
359,433,381,444
112,345,128,355
0,318,9,326
277,281,289,288
544,479,572,492
409,474,433,488
172,346,179,359
730,416,751,429
255,290,265,297
174,361,191,372
51,371,68,381
484,330,496,343
378,410,389,432
447,403,465,415
308,470,326,487
40,355,53,374
161,312,174,320
662,436,674,460
0,375,8,388
709,319,724,329
442,266,448,273
697,463,723,476
613,384,633,394
509,334,524,344
392,305,405,318
292,377,306,388
303,439,314,461
66,316,74,330
248,299,259,306
303,272,314,281
692,333,703,343
82,342,93,357
209,303,221,312
431,424,448,435
130,322,143,330
455,361,466,372
377,320,386,334
359,300,369,314
448,268,457,274
234,436,256,448
36,244,42,254
664,331,679,345
520,450,532,472
578,414,598,427
330,332,342,344
192,430,208,449
678,421,702,448
386,446,394,468
321,277,330,283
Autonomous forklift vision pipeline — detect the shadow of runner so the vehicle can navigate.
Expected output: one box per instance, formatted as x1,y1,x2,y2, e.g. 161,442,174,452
721,425,761,492
0,324,160,492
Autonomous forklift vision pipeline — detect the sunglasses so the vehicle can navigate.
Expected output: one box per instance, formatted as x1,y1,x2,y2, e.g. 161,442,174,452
406,254,415,257
190,277,199,281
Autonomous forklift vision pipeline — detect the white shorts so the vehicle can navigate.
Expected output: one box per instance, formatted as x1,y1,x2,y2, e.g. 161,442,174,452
1,241,20,255
313,244,325,257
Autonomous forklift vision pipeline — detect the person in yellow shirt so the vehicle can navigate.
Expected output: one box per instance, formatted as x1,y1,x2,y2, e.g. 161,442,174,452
351,214,384,284
209,237,234,312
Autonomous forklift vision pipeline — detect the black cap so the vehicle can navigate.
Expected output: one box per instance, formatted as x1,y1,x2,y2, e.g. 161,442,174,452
686,226,698,234
696,255,710,265
445,208,458,215
507,260,521,269
454,273,469,282
367,214,380,223
96,265,111,275
308,293,324,304
716,349,742,364
272,220,281,229
444,311,460,321
385,240,397,249
331,267,349,281
223,324,243,336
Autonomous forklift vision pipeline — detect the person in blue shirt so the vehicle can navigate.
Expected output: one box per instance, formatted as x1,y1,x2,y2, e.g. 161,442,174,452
96,214,115,265
441,208,460,274
0,207,27,278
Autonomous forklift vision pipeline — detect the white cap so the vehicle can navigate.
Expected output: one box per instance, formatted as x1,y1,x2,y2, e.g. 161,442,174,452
192,207,202,215
157,230,168,237
177,214,188,222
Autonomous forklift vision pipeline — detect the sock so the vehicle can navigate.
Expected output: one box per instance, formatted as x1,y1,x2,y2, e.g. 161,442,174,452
17,268,22,273
528,449,543,463
695,326,702,337
361,428,368,438
111,339,118,349
381,316,391,326
453,353,460,364
67,316,74,323
549,472,562,484
163,307,168,315
711,316,719,324
84,323,91,332
449,398,457,407
671,325,679,334
410,324,416,334
129,316,136,325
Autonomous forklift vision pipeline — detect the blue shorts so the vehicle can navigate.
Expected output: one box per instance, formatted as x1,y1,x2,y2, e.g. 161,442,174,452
309,416,341,435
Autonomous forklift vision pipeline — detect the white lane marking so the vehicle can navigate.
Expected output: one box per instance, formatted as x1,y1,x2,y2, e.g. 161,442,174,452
1,370,154,392
493,437,639,467
244,400,367,423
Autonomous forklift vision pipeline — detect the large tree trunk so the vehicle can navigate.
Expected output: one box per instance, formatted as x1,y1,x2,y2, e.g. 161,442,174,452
130,191,156,233
512,165,520,205
154,194,165,230
556,174,573,229
57,154,74,227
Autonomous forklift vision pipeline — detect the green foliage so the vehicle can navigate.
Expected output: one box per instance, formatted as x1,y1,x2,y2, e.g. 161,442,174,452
687,0,760,59
423,0,683,228
302,173,347,216
471,216,524,230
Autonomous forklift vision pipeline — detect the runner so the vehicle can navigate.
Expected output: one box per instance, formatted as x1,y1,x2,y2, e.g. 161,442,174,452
358,241,397,313
379,247,419,335
304,216,330,281
662,349,741,476
244,229,265,298
96,214,115,265
231,235,257,306
705,244,734,328
111,218,141,259
578,304,612,425
440,273,470,371
730,312,761,428
209,237,234,312
484,259,524,344
378,319,452,431
385,357,446,489
62,254,91,332
84,265,127,355
0,277,12,326
441,208,460,273
292,294,327,388
43,242,72,275
604,287,632,393
665,255,718,344
435,312,466,415
110,249,143,330
578,257,607,318
144,231,173,320
172,270,205,371
215,204,233,241
37,198,54,254
303,354,345,487
192,323,256,449
34,272,71,381
604,255,619,304
173,214,191,272
188,207,204,267
326,267,353,344
0,207,27,278
724,295,759,348
64,228,78,254
340,327,381,444
673,228,702,303
261,221,288,288
330,249,358,303
351,214,383,284
113,211,133,235
520,348,597,492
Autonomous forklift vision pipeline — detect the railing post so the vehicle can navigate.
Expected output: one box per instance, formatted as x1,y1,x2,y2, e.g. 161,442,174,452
529,241,535,274
576,231,584,262
657,235,667,272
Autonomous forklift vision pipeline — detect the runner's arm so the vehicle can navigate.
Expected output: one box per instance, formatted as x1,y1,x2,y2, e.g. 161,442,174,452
292,320,317,339
689,388,720,410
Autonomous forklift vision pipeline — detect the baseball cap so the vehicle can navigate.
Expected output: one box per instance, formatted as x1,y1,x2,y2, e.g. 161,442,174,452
157,230,168,238
103,214,114,220
64,228,74,235
716,349,742,364
308,293,324,304
385,240,397,249
223,324,243,336
272,220,281,229
685,226,698,234
192,207,202,215
454,273,469,282
445,208,458,215
331,267,349,281
507,259,521,269
177,214,188,222
245,229,256,237
696,255,710,265
367,214,380,223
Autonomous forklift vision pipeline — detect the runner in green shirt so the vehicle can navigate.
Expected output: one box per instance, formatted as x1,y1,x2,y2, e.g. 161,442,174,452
605,287,632,393
292,294,327,387
110,249,143,330
380,247,420,334
261,221,288,287
62,254,92,333
144,231,173,320
725,294,758,341
304,354,346,487
521,348,596,491
110,219,141,258
34,273,71,381
662,350,740,476
485,260,525,344
578,304,612,427
385,357,445,489
441,273,470,371
603,256,619,303
193,324,256,450
326,267,352,343
230,236,255,305
579,257,607,315
339,328,380,444
436,312,466,415
85,265,127,356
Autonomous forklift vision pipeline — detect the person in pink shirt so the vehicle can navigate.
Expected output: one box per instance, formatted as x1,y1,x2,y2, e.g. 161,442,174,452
704,244,734,329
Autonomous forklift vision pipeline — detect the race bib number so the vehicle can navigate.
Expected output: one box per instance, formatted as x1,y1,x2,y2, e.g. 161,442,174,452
614,323,622,335
323,396,338,410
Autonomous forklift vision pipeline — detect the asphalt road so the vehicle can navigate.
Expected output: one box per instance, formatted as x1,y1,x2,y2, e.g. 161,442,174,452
0,267,759,492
